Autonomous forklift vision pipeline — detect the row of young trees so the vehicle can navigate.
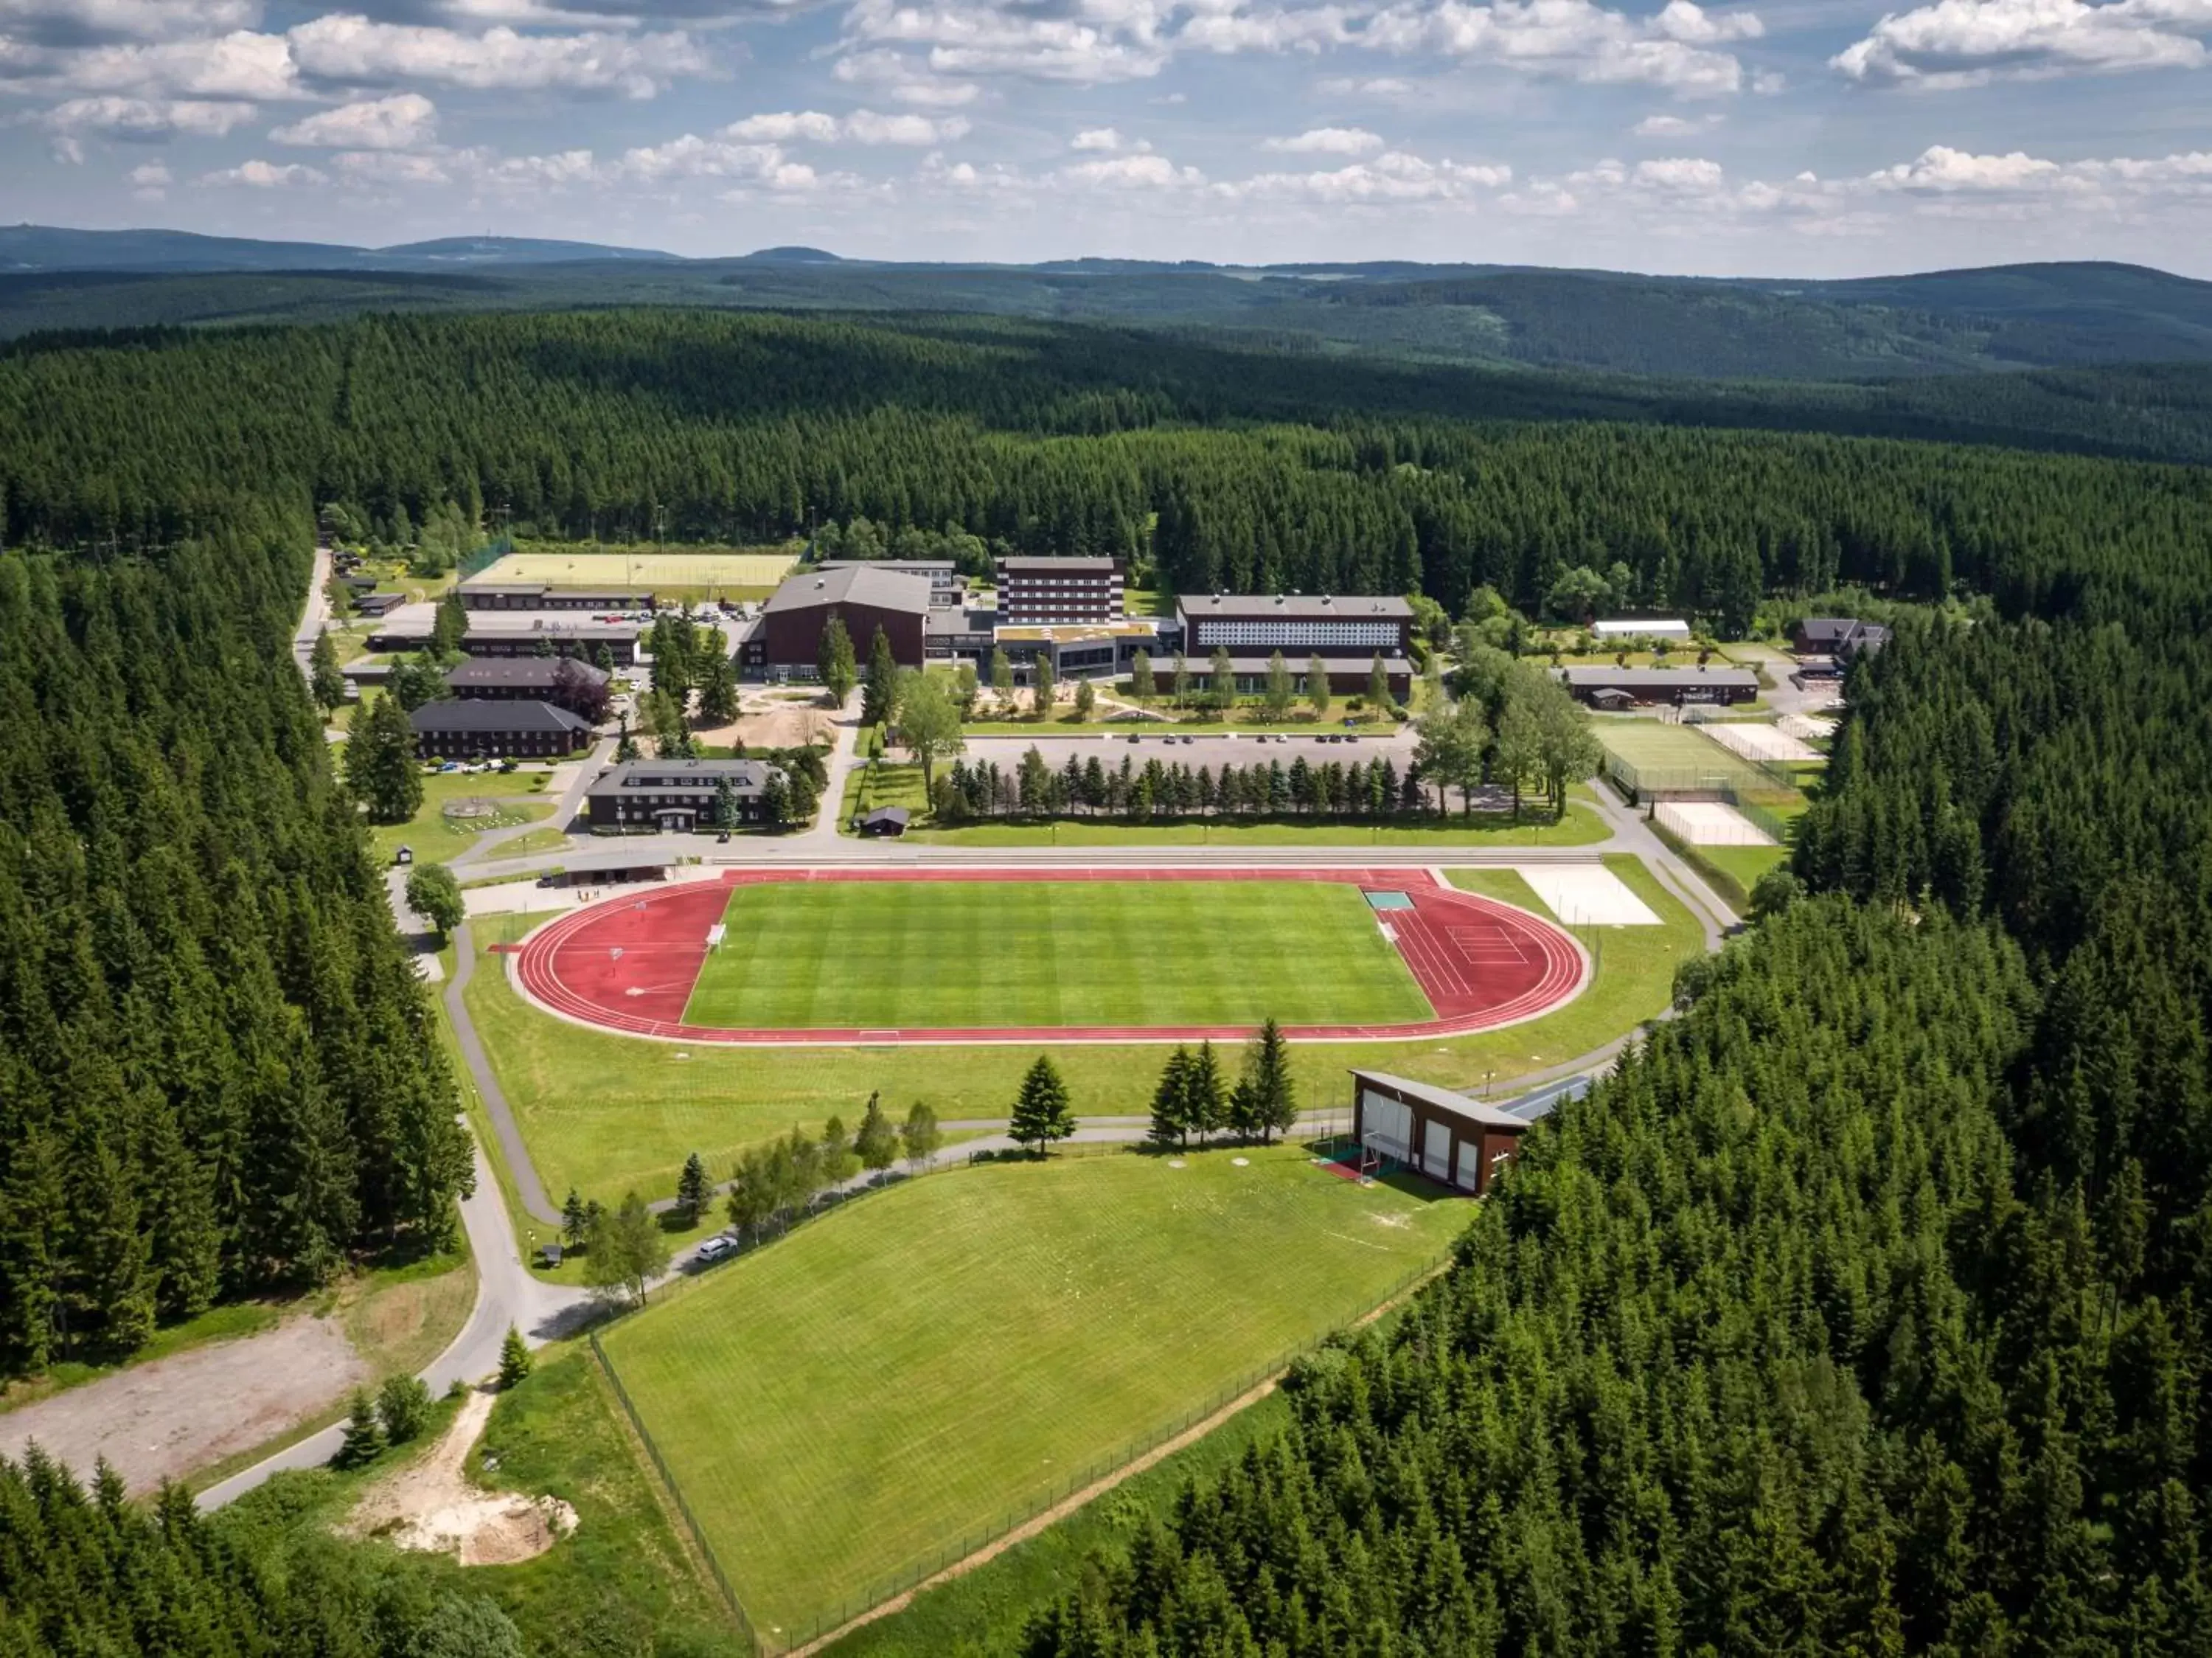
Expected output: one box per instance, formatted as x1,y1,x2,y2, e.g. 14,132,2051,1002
936,752,1423,824
1146,1024,1298,1151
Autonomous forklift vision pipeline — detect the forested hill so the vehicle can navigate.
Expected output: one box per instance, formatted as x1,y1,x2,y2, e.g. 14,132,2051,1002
1018,412,2212,1651
2,239,2211,381
6,310,2211,628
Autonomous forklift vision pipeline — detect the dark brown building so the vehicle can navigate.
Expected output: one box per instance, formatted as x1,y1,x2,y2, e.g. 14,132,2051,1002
409,698,594,759
1347,1069,1528,1195
584,757,785,830
753,566,931,679
1161,592,1415,698
445,656,611,701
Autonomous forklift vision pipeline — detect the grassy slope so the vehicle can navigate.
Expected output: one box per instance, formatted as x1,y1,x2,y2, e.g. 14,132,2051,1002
597,1145,1465,1641
463,854,1700,1206
683,880,1428,1029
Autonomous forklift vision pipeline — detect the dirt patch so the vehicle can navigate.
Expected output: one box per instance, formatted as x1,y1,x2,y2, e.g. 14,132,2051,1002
347,1390,576,1567
0,1316,367,1494
694,697,832,754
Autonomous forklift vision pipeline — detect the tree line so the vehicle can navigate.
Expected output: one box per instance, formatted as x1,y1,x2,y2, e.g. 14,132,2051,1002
9,311,2212,629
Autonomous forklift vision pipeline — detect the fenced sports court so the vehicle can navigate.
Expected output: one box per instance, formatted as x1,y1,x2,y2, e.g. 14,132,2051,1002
1595,719,1788,797
1694,720,1822,766
1656,801,1776,847
470,548,799,592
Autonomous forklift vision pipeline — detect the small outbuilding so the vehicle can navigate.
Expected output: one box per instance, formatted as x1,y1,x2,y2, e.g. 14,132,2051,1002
860,806,912,837
1346,1069,1530,1195
1592,617,1691,642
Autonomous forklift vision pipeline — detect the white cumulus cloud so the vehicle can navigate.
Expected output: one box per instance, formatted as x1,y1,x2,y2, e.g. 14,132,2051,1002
1834,0,2212,88
1261,124,1383,153
38,95,257,139
1358,0,1764,95
198,156,327,186
286,15,713,98
271,91,437,149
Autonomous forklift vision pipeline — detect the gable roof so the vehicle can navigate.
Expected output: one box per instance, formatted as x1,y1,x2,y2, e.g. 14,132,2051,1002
765,565,933,616
447,657,610,690
1179,593,1413,620
408,698,593,735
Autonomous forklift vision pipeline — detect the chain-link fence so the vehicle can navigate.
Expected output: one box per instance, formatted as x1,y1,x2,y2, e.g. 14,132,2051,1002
593,1220,1450,1654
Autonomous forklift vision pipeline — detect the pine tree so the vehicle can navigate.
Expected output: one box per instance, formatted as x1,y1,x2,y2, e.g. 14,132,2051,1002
696,643,740,725
561,1187,588,1249
309,628,347,712
1235,1017,1298,1145
344,693,423,824
675,1151,711,1221
614,717,639,762
1186,1041,1228,1145
861,626,899,727
338,1387,386,1466
497,1324,532,1389
1149,1047,1194,1151
431,589,468,657
1009,1055,1076,1154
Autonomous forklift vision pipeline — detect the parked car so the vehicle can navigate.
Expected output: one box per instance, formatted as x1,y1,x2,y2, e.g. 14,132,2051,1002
695,1235,736,1265
1180,735,1195,744
1127,733,1142,743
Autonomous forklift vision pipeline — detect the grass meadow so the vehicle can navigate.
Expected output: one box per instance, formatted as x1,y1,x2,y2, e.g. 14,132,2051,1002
682,879,1429,1030
597,1145,1467,1643
464,853,1701,1207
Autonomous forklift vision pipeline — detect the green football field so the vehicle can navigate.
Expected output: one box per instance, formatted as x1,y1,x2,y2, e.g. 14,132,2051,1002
597,1146,1467,1642
679,878,1431,1029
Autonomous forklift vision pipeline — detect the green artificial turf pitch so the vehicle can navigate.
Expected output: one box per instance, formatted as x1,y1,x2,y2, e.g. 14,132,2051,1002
596,1145,1467,1640
679,878,1432,1029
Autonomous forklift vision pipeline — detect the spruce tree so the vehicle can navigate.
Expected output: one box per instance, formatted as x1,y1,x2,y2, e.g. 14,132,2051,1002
338,1387,386,1467
309,628,347,712
675,1151,711,1222
1186,1041,1228,1146
1240,1017,1298,1145
861,626,899,728
696,645,740,725
561,1187,588,1249
1149,1047,1193,1151
344,693,423,825
498,1324,532,1389
1009,1055,1076,1154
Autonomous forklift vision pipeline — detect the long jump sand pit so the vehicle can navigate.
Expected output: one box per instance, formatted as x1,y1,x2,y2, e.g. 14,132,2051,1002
512,867,1588,1044
1656,801,1775,847
1512,864,1663,926
1695,720,1822,765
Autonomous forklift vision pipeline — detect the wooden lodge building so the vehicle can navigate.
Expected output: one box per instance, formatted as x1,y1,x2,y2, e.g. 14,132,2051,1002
1347,1068,1530,1196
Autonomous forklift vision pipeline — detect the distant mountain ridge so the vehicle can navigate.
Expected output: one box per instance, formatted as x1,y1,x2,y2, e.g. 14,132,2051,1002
4,223,2211,381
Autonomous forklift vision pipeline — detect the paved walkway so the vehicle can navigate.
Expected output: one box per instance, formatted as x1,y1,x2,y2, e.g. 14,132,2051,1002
446,920,566,1227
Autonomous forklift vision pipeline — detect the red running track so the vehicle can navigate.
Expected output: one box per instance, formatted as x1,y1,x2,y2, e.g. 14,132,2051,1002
511,867,1588,1047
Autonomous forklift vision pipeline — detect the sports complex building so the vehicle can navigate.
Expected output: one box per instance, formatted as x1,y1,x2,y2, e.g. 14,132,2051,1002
1346,1069,1530,1195
1160,593,1416,698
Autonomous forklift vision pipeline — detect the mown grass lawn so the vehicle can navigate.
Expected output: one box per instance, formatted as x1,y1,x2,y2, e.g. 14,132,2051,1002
368,769,558,864
598,1145,1466,1643
465,854,1701,1209
683,880,1427,1030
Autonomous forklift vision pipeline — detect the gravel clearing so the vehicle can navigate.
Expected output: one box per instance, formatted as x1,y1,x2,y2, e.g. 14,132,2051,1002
0,1315,367,1493
347,1388,576,1567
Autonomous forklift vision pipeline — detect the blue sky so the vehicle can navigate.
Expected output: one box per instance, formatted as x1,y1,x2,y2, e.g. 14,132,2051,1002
1,0,2208,274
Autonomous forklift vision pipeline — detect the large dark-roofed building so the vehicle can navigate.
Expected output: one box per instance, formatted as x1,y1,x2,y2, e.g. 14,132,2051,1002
818,559,964,607
410,698,594,758
1792,617,1891,665
585,757,785,831
446,656,611,701
1347,1069,1528,1195
1557,665,1759,707
1000,557,1119,626
752,565,932,679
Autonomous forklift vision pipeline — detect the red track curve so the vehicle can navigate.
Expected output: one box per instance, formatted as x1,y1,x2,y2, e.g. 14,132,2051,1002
511,867,1588,1046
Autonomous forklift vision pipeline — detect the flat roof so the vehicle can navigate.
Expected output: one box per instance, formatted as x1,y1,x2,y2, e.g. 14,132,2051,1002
1001,557,1116,573
1171,654,1413,675
765,565,933,616
818,558,954,575
1179,593,1413,620
1593,617,1688,634
1350,1069,1528,1131
1558,666,1759,688
993,621,1158,643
